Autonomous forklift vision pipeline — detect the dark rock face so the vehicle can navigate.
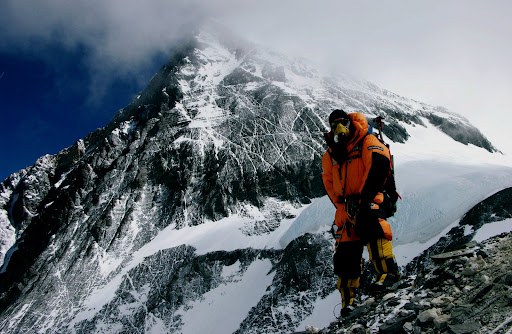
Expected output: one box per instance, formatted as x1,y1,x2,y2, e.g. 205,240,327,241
424,112,497,153
0,25,502,333
458,187,512,229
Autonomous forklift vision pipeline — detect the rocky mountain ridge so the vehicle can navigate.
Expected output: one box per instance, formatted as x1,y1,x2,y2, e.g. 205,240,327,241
299,187,512,334
300,230,512,334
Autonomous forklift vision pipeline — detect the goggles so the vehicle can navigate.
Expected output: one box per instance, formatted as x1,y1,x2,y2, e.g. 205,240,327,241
331,118,350,130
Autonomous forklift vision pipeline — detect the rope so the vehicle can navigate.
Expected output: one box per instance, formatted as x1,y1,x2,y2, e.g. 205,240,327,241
332,302,342,318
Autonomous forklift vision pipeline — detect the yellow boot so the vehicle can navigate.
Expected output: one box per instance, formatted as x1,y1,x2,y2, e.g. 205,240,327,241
337,277,360,317
367,238,400,293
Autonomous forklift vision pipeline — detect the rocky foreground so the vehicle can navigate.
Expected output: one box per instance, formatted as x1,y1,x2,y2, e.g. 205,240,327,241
296,231,512,334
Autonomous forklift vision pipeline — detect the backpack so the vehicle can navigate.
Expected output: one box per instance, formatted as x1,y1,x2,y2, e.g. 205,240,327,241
325,117,401,217
371,117,400,217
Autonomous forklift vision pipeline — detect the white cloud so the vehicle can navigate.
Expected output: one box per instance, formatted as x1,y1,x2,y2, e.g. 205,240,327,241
0,0,212,102
217,1,512,154
2,0,511,154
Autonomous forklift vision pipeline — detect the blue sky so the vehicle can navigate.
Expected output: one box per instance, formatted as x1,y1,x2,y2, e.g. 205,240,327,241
1,1,511,181
0,48,166,180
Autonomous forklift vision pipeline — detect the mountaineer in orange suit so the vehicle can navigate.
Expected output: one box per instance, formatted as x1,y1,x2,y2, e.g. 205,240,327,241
321,109,400,316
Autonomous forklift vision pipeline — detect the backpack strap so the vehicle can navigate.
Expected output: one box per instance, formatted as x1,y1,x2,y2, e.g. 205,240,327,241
347,133,369,162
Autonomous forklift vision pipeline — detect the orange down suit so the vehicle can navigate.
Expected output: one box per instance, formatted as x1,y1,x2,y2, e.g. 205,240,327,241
321,112,399,309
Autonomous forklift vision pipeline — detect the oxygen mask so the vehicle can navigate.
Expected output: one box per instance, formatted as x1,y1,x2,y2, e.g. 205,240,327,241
331,118,351,143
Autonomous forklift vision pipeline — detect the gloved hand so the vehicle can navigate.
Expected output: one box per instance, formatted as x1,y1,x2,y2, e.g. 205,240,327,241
355,204,381,242
330,223,338,238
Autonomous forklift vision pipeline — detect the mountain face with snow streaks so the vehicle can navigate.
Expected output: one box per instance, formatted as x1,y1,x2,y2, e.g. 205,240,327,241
0,23,510,333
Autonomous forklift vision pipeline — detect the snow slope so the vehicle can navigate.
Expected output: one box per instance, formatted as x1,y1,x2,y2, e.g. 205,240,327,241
176,259,274,334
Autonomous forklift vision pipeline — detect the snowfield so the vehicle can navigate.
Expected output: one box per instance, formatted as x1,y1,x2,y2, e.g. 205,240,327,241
176,259,275,334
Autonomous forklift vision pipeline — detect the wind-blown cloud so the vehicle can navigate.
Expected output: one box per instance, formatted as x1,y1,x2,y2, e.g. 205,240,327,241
3,0,511,87
0,0,218,103
1,0,207,59
1,0,511,151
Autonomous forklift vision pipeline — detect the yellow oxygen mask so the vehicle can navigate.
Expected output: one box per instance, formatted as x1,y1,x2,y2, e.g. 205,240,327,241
332,120,350,143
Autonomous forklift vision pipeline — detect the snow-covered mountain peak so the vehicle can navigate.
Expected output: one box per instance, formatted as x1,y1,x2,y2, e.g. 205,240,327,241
179,25,495,152
0,24,510,334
